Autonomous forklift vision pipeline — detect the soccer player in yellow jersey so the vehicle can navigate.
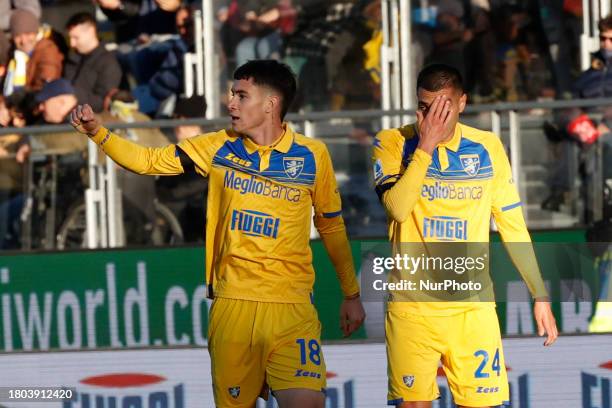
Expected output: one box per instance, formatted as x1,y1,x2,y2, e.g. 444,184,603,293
70,60,365,408
373,64,558,408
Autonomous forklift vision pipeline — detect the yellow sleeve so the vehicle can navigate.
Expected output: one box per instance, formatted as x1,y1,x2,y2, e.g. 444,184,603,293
89,127,183,175
312,142,342,218
372,129,431,223
312,142,359,297
491,137,548,299
315,216,360,298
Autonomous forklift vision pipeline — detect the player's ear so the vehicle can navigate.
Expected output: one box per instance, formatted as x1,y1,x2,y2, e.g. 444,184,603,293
459,92,467,113
266,94,280,116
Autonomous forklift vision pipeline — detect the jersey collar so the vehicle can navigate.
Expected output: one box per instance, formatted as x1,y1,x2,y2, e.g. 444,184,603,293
438,123,462,152
241,123,293,154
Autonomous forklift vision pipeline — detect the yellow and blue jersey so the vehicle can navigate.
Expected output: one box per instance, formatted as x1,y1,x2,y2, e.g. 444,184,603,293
373,122,543,315
89,123,355,304
177,125,342,303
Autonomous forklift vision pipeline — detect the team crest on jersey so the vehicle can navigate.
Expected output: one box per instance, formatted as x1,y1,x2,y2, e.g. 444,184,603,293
228,386,240,399
460,154,480,176
403,375,415,388
283,157,304,179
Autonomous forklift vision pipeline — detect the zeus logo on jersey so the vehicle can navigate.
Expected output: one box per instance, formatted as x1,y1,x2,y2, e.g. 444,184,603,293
231,209,281,238
423,216,468,241
225,153,252,167
421,181,483,201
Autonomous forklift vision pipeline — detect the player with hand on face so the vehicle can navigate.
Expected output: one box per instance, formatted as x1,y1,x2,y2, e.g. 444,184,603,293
373,64,557,408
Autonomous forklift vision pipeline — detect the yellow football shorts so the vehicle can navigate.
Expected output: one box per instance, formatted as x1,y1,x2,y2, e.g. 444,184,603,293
208,297,326,407
386,306,509,407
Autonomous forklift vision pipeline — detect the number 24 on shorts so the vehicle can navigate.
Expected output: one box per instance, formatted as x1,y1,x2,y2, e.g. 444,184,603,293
296,338,321,366
474,348,501,378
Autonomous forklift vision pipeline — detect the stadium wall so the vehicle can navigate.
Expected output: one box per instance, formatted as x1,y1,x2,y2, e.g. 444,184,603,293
0,229,604,353
0,335,610,407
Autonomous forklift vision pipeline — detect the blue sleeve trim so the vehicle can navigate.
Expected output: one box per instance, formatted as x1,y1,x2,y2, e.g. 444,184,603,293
501,201,522,212
387,398,404,406
322,210,342,218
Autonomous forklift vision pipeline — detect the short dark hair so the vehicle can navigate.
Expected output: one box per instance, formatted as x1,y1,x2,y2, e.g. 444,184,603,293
66,12,96,30
599,14,612,33
233,60,297,120
416,64,464,94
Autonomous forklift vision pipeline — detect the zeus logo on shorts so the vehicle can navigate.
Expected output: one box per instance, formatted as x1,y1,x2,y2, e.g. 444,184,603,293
423,216,468,241
231,209,280,239
294,369,322,379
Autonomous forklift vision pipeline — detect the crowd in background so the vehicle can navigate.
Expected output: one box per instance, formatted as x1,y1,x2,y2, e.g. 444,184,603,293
0,0,609,250
0,0,596,130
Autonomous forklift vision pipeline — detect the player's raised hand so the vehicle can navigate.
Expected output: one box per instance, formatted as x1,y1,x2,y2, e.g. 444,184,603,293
340,296,366,337
416,95,454,155
70,104,101,136
534,300,558,346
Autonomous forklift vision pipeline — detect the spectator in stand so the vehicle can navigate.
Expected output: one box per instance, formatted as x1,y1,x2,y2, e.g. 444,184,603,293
0,132,29,250
4,10,64,94
536,0,574,99
542,15,612,220
284,0,366,111
233,0,290,67
464,0,496,102
131,5,196,116
492,4,527,101
0,9,64,126
64,12,122,113
426,0,472,81
218,0,248,74
0,0,41,32
0,31,10,87
95,0,181,43
33,79,87,154
0,117,30,250
36,79,79,125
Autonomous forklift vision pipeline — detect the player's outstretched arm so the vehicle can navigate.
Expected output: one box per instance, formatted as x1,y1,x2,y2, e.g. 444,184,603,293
71,104,184,176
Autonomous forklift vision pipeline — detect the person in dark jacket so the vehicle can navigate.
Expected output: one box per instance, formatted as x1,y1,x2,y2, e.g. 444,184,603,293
94,0,180,43
63,12,122,113
542,14,612,220
131,5,194,115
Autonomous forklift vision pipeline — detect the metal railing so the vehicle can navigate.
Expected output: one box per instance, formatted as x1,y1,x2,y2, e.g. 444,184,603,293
1,97,611,252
